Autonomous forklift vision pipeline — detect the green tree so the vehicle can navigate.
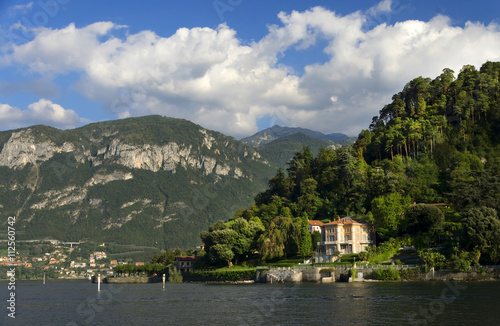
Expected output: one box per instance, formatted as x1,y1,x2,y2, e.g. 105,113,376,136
405,204,444,235
152,248,183,266
168,265,183,283
298,214,312,258
210,244,235,267
201,227,237,267
294,178,322,218
462,206,500,252
371,192,412,240
231,218,264,264
449,170,500,211
419,249,446,269
257,215,301,260
311,231,321,251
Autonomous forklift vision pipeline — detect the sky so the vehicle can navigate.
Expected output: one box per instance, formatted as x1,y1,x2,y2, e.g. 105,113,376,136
0,0,500,139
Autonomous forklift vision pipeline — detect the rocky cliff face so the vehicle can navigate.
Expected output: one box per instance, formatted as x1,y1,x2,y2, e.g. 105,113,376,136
0,127,262,178
0,117,275,249
0,129,74,169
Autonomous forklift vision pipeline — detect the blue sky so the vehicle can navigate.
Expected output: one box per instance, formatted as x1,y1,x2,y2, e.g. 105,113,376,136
1,0,500,138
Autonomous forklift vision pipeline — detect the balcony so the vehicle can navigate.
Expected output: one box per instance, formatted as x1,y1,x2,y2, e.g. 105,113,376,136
321,240,354,245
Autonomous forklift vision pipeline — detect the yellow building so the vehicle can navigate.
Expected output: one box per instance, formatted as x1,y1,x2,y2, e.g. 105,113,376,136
319,217,375,256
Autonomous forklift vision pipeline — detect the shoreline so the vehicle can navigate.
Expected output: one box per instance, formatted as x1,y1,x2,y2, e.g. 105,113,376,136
2,267,499,284
1,277,499,284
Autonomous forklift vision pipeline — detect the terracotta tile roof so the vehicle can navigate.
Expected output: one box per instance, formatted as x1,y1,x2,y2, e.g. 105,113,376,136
308,220,324,226
175,256,197,261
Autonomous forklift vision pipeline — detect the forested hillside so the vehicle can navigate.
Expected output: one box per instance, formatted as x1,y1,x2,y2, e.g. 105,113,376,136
354,61,500,212
200,62,500,267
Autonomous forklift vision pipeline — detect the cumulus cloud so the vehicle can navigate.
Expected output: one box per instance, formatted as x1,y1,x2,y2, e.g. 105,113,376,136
0,99,87,130
3,3,500,137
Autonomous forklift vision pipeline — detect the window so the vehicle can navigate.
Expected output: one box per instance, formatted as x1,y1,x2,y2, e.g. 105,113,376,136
346,235,350,241
363,234,367,241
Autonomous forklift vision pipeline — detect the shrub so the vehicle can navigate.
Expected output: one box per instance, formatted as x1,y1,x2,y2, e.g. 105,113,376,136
188,269,256,282
418,249,446,269
400,268,422,280
168,265,183,283
373,267,400,280
447,250,478,272
358,251,371,261
350,268,357,280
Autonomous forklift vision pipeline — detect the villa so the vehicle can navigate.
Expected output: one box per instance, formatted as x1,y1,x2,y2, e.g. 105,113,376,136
175,256,199,272
315,216,375,262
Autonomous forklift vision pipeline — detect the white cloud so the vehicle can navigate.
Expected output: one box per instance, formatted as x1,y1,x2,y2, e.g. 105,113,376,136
366,0,393,16
0,99,87,130
3,3,500,137
8,2,34,16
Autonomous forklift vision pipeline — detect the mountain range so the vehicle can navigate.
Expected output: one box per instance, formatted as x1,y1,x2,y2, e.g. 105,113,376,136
240,125,356,147
0,116,353,255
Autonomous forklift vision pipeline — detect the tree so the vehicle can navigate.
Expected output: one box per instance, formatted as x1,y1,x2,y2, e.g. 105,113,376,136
210,244,234,267
152,248,183,266
311,231,321,251
201,227,237,267
405,204,444,235
287,146,313,185
448,170,500,211
371,192,412,240
462,207,500,252
257,196,285,227
298,214,312,258
257,215,301,260
255,168,292,206
419,249,446,269
294,178,321,218
231,218,264,264
168,265,183,283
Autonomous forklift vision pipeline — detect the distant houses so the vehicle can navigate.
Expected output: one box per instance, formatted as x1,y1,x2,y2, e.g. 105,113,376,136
175,256,199,272
92,251,107,260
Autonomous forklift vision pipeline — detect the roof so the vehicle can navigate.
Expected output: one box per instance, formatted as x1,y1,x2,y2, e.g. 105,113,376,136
308,220,324,226
322,216,371,226
175,256,197,261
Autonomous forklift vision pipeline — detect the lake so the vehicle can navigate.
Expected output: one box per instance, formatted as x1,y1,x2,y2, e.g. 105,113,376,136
1,280,500,325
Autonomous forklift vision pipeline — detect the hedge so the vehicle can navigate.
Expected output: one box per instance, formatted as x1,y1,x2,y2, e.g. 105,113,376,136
373,267,400,280
186,269,256,282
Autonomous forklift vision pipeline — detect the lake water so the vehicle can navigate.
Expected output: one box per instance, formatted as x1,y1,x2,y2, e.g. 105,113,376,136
1,280,500,325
